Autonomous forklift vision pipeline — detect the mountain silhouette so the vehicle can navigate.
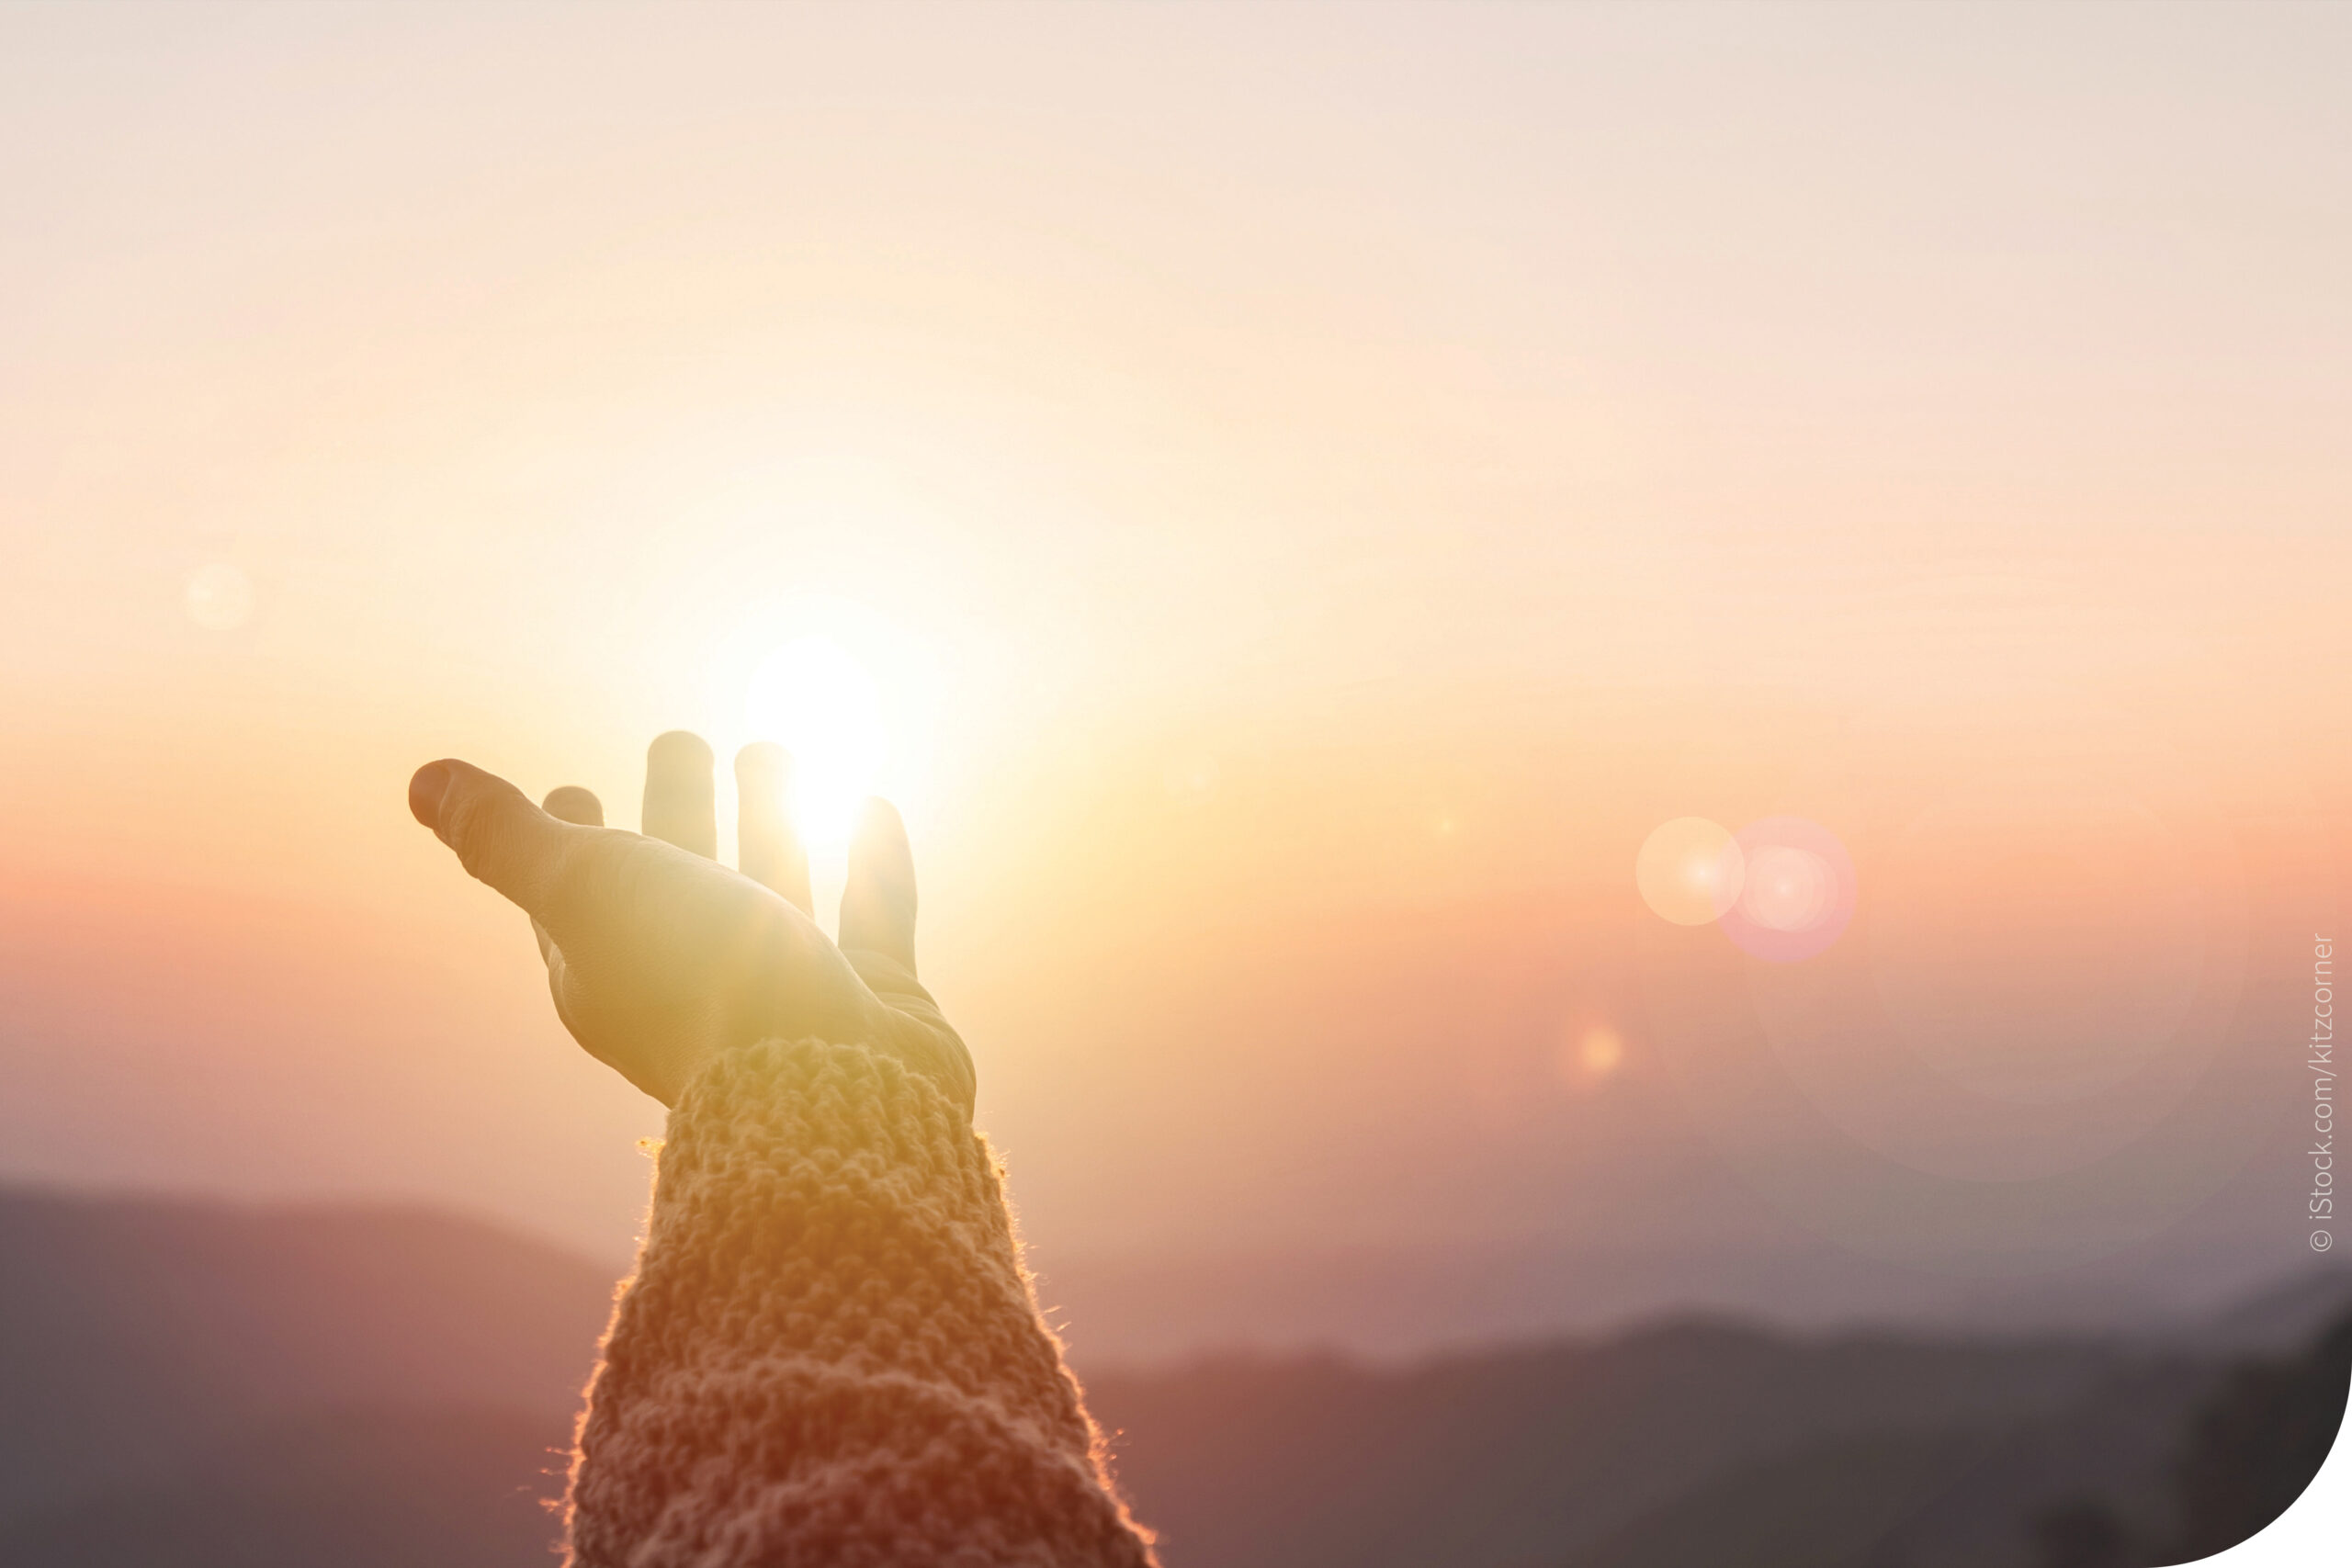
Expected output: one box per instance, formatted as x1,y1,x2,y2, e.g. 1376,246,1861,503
1,1184,2345,1567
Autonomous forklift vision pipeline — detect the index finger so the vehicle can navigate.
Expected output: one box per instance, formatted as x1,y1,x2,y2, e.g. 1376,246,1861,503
409,759,582,919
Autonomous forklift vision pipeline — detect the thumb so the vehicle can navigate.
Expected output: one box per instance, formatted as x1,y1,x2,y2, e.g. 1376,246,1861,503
409,759,581,919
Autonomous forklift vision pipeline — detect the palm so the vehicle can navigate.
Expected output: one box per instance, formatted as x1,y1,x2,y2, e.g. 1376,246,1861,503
409,733,970,1112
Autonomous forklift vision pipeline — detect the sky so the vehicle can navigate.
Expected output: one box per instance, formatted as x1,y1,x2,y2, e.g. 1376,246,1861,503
4,2,2350,1349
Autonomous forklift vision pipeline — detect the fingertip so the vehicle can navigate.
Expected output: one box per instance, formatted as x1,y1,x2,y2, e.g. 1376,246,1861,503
734,740,790,785
424,759,576,915
856,795,908,844
408,761,453,832
648,730,713,772
542,785,605,828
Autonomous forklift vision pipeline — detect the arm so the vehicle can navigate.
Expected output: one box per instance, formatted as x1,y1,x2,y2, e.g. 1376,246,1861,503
572,1037,1149,1566
407,738,1155,1565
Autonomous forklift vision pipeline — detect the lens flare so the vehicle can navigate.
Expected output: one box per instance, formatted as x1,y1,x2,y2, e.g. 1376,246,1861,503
1555,1022,1628,1093
1580,1026,1624,1077
1636,813,1856,961
1719,817,1856,962
1738,844,1836,932
1635,817,1746,926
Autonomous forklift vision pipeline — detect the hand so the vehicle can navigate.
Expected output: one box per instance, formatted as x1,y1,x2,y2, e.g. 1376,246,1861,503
406,731,972,1114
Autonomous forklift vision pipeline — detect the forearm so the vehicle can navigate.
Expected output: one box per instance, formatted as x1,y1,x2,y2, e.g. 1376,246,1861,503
564,1035,1154,1567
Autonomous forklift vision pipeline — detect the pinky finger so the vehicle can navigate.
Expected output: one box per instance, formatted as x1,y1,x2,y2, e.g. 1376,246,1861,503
542,786,605,828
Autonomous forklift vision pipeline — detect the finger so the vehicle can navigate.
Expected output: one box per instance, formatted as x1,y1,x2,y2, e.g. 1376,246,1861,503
542,785,605,827
409,759,581,919
734,742,811,915
640,730,717,858
839,796,917,973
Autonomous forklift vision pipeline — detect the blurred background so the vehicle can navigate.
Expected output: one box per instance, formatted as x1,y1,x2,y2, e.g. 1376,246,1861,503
4,4,2349,1564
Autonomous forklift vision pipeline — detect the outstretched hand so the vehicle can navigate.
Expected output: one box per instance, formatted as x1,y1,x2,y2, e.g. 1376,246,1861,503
407,732,972,1115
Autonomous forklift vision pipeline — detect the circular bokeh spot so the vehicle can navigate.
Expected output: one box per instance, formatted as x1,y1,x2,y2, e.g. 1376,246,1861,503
1636,817,1746,926
1740,844,1837,931
1720,817,1855,962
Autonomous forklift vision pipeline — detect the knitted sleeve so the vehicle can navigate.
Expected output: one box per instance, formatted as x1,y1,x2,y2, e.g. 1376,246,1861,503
563,1035,1157,1568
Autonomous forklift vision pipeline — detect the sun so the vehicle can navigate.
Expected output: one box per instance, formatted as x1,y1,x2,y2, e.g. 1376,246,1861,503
742,633,888,851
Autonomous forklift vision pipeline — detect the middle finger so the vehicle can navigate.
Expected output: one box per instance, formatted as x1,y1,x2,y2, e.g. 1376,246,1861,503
641,730,718,858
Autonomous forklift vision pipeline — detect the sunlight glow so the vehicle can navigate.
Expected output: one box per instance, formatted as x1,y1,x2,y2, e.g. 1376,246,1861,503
742,634,888,851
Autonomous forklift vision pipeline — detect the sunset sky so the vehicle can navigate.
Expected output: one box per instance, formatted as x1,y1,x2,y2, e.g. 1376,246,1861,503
5,3,2349,1348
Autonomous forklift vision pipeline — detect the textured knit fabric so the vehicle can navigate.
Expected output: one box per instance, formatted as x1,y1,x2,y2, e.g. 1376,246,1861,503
565,1035,1158,1568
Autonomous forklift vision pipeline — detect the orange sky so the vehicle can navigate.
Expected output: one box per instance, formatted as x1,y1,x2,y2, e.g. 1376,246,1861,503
4,4,2349,1315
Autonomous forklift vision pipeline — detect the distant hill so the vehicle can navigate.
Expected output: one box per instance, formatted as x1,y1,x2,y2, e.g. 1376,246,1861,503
1085,1321,2191,1568
1027,1237,2347,1364
1,1183,2344,1568
2166,1265,2352,1357
0,1405,569,1568
1555,1352,2222,1568
0,1186,612,1532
